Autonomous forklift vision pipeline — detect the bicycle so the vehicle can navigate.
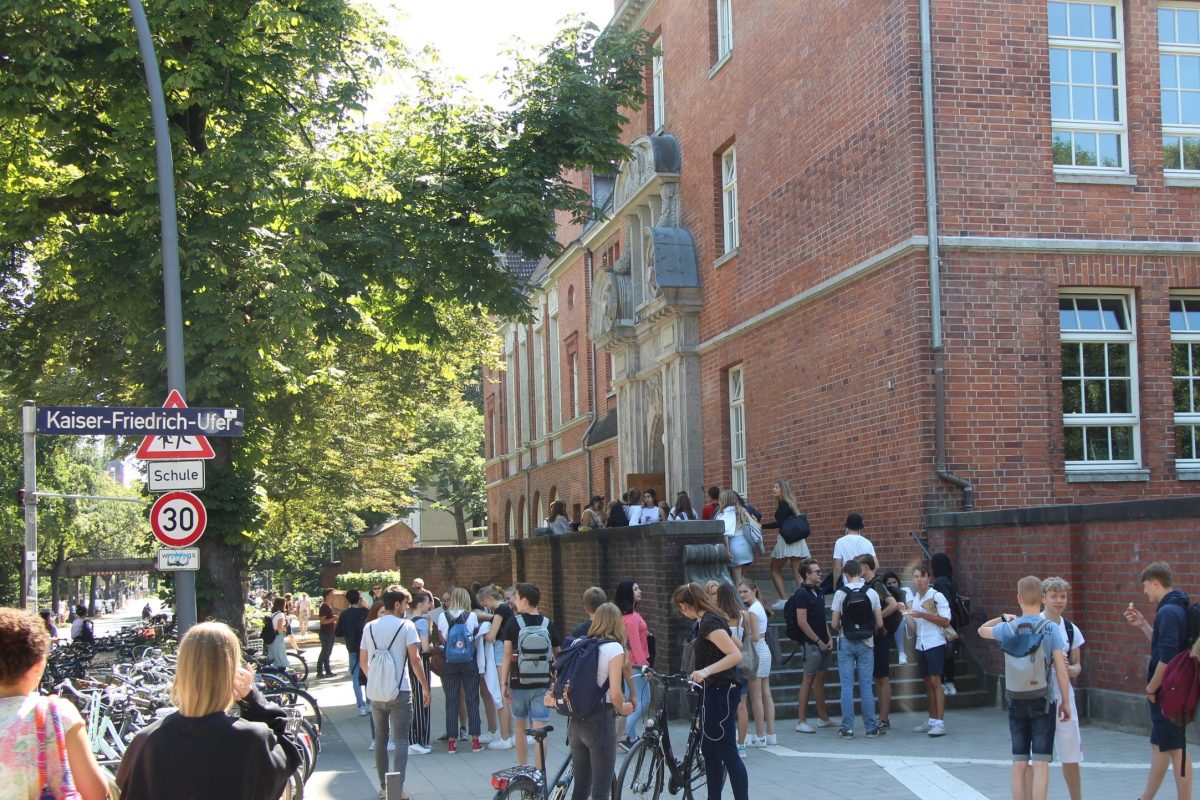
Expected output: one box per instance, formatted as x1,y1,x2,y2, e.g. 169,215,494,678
614,670,706,800
489,725,574,800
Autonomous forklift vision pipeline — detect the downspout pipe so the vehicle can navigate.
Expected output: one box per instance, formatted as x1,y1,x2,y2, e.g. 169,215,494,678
581,247,598,495
920,0,974,512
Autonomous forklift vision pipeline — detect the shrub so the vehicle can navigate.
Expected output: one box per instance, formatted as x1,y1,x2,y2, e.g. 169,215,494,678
334,571,403,591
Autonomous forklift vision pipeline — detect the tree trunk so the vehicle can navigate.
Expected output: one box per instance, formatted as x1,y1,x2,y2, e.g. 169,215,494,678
88,574,98,616
453,503,468,545
196,437,250,634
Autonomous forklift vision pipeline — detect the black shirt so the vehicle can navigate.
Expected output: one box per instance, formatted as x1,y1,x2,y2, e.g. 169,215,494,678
492,602,515,634
694,612,738,686
501,612,563,688
335,605,369,653
116,687,301,800
793,584,829,644
761,499,795,530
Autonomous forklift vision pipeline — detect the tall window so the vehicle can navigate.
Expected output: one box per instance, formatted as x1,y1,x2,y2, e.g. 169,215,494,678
1048,1,1126,170
1160,5,1200,172
652,40,665,131
1060,294,1139,469
1171,297,1200,465
518,327,531,444
504,331,516,453
569,352,580,419
549,301,561,431
533,317,546,440
728,366,747,495
716,0,734,62
721,146,739,254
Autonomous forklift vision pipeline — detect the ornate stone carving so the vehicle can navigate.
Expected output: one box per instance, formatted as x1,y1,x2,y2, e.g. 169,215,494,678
657,183,679,228
647,373,663,420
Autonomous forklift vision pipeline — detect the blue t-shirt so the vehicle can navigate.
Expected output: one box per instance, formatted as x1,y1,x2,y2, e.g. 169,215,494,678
993,614,1067,658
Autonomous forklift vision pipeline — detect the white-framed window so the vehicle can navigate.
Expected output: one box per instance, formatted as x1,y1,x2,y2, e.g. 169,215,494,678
652,39,665,132
504,330,517,453
569,352,580,418
1060,293,1140,469
1171,296,1200,464
728,365,747,495
716,0,733,62
721,146,739,254
1160,4,1200,172
1048,1,1127,171
533,313,546,441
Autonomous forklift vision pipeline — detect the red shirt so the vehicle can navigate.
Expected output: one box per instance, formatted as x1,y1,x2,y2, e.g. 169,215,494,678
701,502,717,521
623,611,650,666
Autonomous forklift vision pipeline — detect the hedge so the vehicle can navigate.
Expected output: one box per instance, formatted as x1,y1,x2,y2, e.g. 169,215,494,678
333,571,403,591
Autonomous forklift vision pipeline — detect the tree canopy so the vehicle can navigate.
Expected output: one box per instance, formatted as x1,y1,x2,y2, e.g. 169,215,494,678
0,0,650,625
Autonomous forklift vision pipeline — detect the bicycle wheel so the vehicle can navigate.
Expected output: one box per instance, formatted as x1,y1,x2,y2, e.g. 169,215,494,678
262,686,322,730
679,741,707,800
494,776,540,799
615,738,664,800
286,651,309,683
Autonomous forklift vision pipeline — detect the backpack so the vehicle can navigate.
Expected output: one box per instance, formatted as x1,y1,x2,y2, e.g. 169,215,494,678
741,522,765,556
870,578,903,637
261,614,277,646
738,612,759,676
550,636,613,719
1160,649,1200,728
780,514,811,545
784,591,805,643
1185,603,1200,650
934,576,971,629
515,616,554,686
999,618,1053,704
840,584,875,641
444,612,476,664
365,622,406,703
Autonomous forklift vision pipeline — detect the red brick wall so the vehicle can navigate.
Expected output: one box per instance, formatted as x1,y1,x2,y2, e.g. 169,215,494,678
394,544,513,596
320,521,416,586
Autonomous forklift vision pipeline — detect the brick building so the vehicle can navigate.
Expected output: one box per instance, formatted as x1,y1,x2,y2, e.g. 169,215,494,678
483,0,1200,728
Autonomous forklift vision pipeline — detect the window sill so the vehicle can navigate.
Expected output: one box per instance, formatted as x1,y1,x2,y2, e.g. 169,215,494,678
1164,174,1200,188
709,52,732,79
1054,172,1138,186
1177,468,1200,480
713,247,739,269
1065,468,1150,483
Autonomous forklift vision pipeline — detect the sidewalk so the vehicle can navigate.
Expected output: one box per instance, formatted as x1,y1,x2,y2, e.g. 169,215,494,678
302,642,1171,800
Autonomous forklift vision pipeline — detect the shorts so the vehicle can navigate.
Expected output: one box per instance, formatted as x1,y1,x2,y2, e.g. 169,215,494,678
801,642,831,677
509,686,550,723
917,645,946,678
1150,700,1186,752
1009,698,1057,761
872,633,892,679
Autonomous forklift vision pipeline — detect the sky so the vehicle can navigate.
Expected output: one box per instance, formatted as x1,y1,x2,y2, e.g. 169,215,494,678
364,0,617,116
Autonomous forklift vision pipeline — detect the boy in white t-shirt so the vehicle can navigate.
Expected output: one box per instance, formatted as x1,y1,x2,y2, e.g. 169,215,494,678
1031,576,1084,800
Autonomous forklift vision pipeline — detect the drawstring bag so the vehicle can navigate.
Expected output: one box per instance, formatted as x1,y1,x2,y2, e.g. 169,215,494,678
36,698,82,800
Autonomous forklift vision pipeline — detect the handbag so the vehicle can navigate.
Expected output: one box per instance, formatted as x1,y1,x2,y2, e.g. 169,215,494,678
36,698,83,800
738,612,759,677
780,514,811,544
646,632,657,669
428,645,446,678
741,522,765,556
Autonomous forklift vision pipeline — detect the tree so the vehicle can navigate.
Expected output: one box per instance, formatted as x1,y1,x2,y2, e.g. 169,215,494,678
408,399,487,545
0,1,651,628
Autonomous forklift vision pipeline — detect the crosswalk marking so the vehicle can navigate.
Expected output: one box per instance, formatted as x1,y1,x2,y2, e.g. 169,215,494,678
875,757,991,800
763,746,1147,770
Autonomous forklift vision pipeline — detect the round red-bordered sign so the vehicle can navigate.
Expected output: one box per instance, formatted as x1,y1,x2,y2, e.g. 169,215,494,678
150,491,207,547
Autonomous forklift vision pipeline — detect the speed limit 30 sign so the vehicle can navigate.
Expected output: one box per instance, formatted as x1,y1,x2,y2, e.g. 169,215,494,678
150,491,207,547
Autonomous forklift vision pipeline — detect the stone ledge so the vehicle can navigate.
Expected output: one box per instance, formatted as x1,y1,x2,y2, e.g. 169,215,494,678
1065,468,1150,483
1054,172,1138,185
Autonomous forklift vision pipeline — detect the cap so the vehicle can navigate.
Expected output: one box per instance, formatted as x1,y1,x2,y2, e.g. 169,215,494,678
844,513,864,531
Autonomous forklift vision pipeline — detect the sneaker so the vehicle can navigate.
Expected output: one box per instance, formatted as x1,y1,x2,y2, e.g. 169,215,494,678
479,730,497,744
737,743,748,758
764,733,777,746
487,737,514,750
944,682,957,696
387,740,395,752
897,653,908,665
618,736,637,752
472,738,485,753
794,721,816,734
369,740,375,751
408,743,431,755
436,733,449,742
837,729,854,739
359,706,369,717
770,599,787,611
912,721,932,733
865,728,883,738
460,727,469,739
816,719,835,729
877,719,891,731
928,722,946,737
447,738,457,754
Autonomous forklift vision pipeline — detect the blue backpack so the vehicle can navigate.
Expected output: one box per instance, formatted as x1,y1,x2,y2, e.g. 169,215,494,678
551,636,613,719
445,612,476,664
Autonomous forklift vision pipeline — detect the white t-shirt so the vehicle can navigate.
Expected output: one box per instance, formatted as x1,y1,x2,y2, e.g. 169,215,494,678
362,615,420,692
668,508,693,520
436,608,481,642
911,587,951,651
747,600,768,643
1042,614,1084,706
272,611,287,632
635,506,661,524
595,641,625,699
831,579,882,648
832,533,876,564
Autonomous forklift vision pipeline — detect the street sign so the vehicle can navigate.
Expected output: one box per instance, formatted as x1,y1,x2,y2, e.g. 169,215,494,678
136,390,234,460
37,401,243,439
156,547,199,571
146,460,205,493
150,491,207,547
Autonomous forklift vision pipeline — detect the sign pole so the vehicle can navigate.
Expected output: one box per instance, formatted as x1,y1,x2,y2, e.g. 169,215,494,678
129,0,195,634
21,401,37,612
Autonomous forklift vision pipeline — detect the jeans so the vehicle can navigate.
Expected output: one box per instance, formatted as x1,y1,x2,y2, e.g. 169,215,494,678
371,691,413,791
317,631,335,675
700,683,748,800
568,705,617,800
837,637,877,733
625,669,651,739
348,652,366,709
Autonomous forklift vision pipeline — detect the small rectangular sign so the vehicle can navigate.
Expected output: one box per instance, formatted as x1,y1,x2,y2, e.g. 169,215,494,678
37,406,244,437
146,460,205,492
156,548,200,570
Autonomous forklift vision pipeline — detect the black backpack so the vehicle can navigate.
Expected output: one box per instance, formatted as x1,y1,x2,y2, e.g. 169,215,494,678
784,590,805,643
1185,603,1200,650
840,584,875,641
934,576,971,629
261,614,278,646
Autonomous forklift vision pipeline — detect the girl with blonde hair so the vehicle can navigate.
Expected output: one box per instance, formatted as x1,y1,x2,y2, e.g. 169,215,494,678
717,489,756,584
762,479,810,607
436,587,483,752
117,622,300,799
739,579,776,747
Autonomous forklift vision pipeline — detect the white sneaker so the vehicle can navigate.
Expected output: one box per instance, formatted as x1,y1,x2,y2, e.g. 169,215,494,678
387,740,396,752
408,743,432,755
748,736,766,748
737,743,748,758
763,734,777,746
928,722,946,737
897,653,908,665
912,721,932,733
770,599,787,611
359,706,369,717
368,741,375,751
816,719,835,729
479,730,497,744
944,682,957,696
487,736,515,750
795,721,816,734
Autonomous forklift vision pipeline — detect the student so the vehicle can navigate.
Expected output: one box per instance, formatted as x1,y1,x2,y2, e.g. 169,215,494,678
438,587,483,753
979,576,1071,800
565,603,635,800
830,514,876,588
738,579,776,746
406,590,434,755
500,582,563,772
906,565,951,736
634,489,662,525
708,581,752,756
570,586,608,640
1034,577,1085,800
700,485,721,520
546,500,572,535
668,491,696,521
476,586,514,750
883,571,915,665
830,560,884,739
622,488,640,525
580,496,606,530
615,581,652,750
1124,561,1194,800
716,489,757,585
932,553,962,695
673,582,748,800
316,588,337,678
335,589,370,716
791,560,835,733
267,597,290,669
761,479,810,609
857,554,899,731
605,501,629,529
